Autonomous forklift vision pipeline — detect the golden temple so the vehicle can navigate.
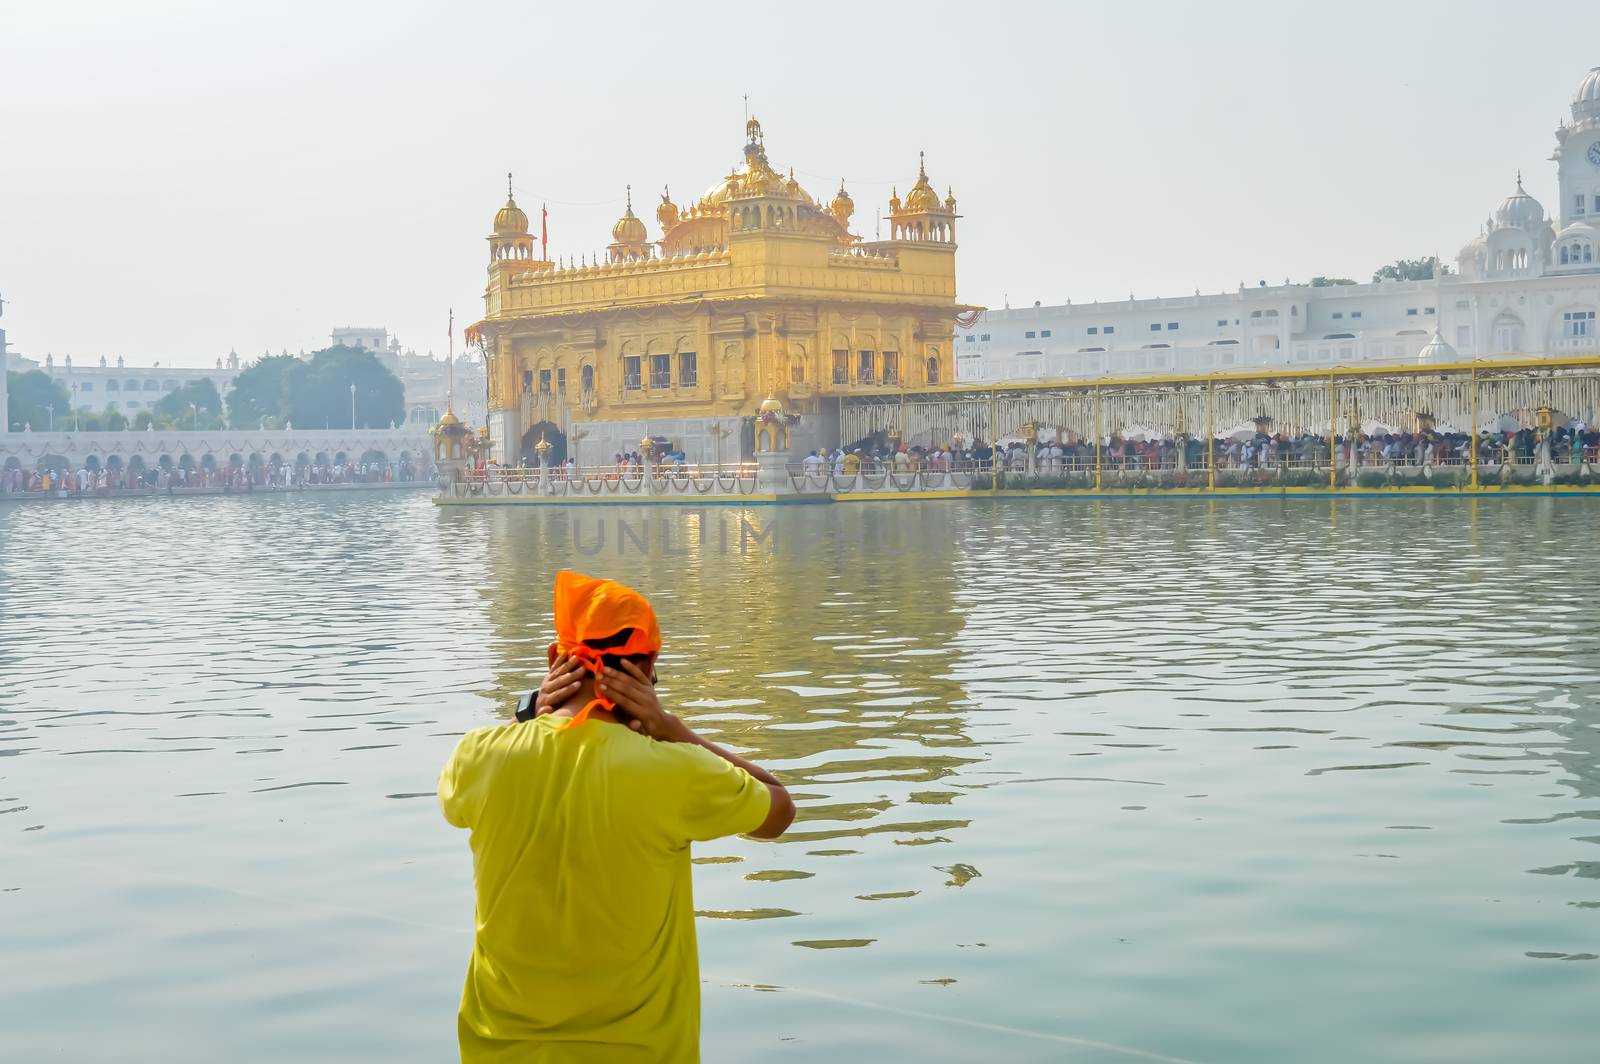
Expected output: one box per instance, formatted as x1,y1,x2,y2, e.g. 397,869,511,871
466,118,975,465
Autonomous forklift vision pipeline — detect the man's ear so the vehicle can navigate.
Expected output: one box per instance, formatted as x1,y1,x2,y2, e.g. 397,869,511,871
547,642,560,667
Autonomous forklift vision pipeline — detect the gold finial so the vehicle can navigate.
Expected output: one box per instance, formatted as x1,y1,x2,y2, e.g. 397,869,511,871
507,171,513,199
535,433,552,455
919,151,926,179
625,183,632,210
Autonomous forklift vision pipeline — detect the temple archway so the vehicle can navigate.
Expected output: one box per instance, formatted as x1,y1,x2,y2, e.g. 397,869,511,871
520,421,567,465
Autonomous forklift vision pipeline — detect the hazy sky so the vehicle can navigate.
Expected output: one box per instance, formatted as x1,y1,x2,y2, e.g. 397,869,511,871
3,1,1597,368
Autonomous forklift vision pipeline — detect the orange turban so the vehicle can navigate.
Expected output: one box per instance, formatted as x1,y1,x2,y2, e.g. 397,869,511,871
552,570,661,728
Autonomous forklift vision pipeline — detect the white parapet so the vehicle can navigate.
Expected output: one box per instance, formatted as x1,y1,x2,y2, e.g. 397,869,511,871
0,426,433,471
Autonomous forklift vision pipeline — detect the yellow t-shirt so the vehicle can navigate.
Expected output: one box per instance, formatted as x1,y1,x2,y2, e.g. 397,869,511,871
439,715,772,1063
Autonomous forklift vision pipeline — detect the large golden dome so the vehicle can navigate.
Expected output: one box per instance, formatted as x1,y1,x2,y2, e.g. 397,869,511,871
494,173,529,234
698,117,809,207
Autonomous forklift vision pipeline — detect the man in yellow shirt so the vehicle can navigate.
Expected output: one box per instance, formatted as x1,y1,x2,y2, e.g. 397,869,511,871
439,571,794,1062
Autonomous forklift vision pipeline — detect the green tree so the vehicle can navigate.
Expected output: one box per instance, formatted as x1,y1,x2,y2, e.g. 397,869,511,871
6,369,70,431
285,345,404,429
1310,276,1356,287
105,404,128,432
1372,256,1451,282
226,354,301,428
154,378,223,426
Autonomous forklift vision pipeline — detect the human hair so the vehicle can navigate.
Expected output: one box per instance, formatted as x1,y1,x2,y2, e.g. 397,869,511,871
584,627,655,674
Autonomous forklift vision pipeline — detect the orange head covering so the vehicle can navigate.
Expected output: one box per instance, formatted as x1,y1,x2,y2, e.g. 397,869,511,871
551,570,661,728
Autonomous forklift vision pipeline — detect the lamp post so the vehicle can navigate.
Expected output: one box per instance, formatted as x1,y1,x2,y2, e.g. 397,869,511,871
71,382,79,431
190,403,198,431
350,384,357,429
707,421,733,471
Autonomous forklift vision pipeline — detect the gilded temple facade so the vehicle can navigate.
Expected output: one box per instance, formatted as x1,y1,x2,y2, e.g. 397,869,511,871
468,119,975,465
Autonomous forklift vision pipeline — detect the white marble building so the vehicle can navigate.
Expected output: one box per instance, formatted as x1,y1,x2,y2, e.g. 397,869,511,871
11,351,241,420
959,66,1600,385
332,327,487,430
0,299,9,432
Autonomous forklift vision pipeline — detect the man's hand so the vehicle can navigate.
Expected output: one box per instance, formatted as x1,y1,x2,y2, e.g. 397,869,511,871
533,652,587,717
599,660,695,744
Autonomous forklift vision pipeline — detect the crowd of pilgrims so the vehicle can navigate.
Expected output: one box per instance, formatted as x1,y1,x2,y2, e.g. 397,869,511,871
795,425,1600,475
2,456,429,495
484,448,696,479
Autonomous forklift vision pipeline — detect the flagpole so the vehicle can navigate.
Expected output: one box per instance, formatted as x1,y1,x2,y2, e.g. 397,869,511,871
447,308,455,414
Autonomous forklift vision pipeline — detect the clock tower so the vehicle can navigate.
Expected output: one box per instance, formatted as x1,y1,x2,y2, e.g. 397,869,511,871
1554,67,1600,228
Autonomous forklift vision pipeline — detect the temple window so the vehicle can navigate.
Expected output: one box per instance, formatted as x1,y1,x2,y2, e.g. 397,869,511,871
831,349,848,384
581,365,595,394
622,356,642,391
107,380,119,391
857,350,875,385
678,351,697,388
882,352,899,385
926,356,939,383
649,353,671,389
539,369,551,394
557,368,567,395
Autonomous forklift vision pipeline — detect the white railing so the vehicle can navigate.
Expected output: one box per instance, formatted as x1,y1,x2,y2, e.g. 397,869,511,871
452,463,759,499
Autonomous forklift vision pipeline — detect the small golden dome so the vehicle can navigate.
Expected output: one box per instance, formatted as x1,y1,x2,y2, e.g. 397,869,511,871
758,394,785,416
436,409,462,429
944,187,957,212
888,187,902,213
904,153,942,213
612,186,647,245
656,185,679,229
830,180,854,225
494,173,529,235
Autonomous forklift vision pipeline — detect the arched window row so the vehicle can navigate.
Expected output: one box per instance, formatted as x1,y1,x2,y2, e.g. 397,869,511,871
1559,241,1595,266
1494,248,1530,271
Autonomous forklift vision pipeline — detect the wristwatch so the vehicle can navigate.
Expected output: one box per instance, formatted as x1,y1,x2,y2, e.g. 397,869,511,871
515,690,537,722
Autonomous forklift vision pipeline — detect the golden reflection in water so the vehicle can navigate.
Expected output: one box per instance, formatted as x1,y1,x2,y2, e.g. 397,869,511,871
474,504,981,849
